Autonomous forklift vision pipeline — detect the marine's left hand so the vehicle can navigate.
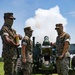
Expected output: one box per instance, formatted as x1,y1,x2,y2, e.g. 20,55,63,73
18,34,22,40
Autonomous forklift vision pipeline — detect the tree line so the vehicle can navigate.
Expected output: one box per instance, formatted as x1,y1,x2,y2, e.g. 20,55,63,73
0,57,3,62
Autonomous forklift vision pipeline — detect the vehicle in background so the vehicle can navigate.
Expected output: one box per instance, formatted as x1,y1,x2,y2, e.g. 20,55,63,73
69,44,75,75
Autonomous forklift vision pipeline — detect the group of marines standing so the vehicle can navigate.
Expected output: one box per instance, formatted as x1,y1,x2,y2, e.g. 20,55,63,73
0,12,70,75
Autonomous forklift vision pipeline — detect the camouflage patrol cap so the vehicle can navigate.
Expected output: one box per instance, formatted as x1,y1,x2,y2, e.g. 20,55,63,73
4,12,16,20
55,23,63,30
24,27,33,32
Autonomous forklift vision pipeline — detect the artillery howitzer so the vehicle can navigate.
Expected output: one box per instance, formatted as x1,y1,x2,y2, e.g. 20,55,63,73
32,36,57,75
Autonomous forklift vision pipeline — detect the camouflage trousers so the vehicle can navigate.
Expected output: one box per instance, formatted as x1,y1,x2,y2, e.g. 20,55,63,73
22,62,32,75
3,57,17,75
56,57,69,75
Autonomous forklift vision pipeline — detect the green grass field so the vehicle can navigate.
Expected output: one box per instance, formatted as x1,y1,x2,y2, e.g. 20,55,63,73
0,62,57,75
0,62,4,75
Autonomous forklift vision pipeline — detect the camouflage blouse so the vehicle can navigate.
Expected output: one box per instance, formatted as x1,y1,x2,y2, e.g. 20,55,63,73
55,32,70,57
0,25,17,59
21,35,33,63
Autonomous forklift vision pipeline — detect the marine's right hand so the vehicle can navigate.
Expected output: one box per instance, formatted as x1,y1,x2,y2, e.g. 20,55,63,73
22,58,26,63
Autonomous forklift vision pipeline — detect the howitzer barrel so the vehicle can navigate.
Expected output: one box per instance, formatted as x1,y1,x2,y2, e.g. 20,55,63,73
33,37,35,63
33,37,35,48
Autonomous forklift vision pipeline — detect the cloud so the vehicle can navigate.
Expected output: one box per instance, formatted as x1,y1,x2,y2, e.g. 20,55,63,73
12,0,25,6
68,11,75,17
25,6,67,44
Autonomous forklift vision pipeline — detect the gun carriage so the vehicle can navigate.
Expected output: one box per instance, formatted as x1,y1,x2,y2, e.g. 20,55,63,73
32,36,57,75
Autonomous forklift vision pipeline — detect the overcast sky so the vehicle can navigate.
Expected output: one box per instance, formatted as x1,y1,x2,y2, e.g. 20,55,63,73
0,0,75,57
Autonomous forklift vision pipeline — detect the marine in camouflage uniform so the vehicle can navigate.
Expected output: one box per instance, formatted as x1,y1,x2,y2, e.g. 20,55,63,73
55,23,70,75
21,27,33,75
0,12,22,75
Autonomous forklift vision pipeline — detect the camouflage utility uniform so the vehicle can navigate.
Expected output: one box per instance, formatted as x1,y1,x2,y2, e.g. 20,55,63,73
21,35,33,75
56,32,70,75
0,25,17,75
0,13,21,75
